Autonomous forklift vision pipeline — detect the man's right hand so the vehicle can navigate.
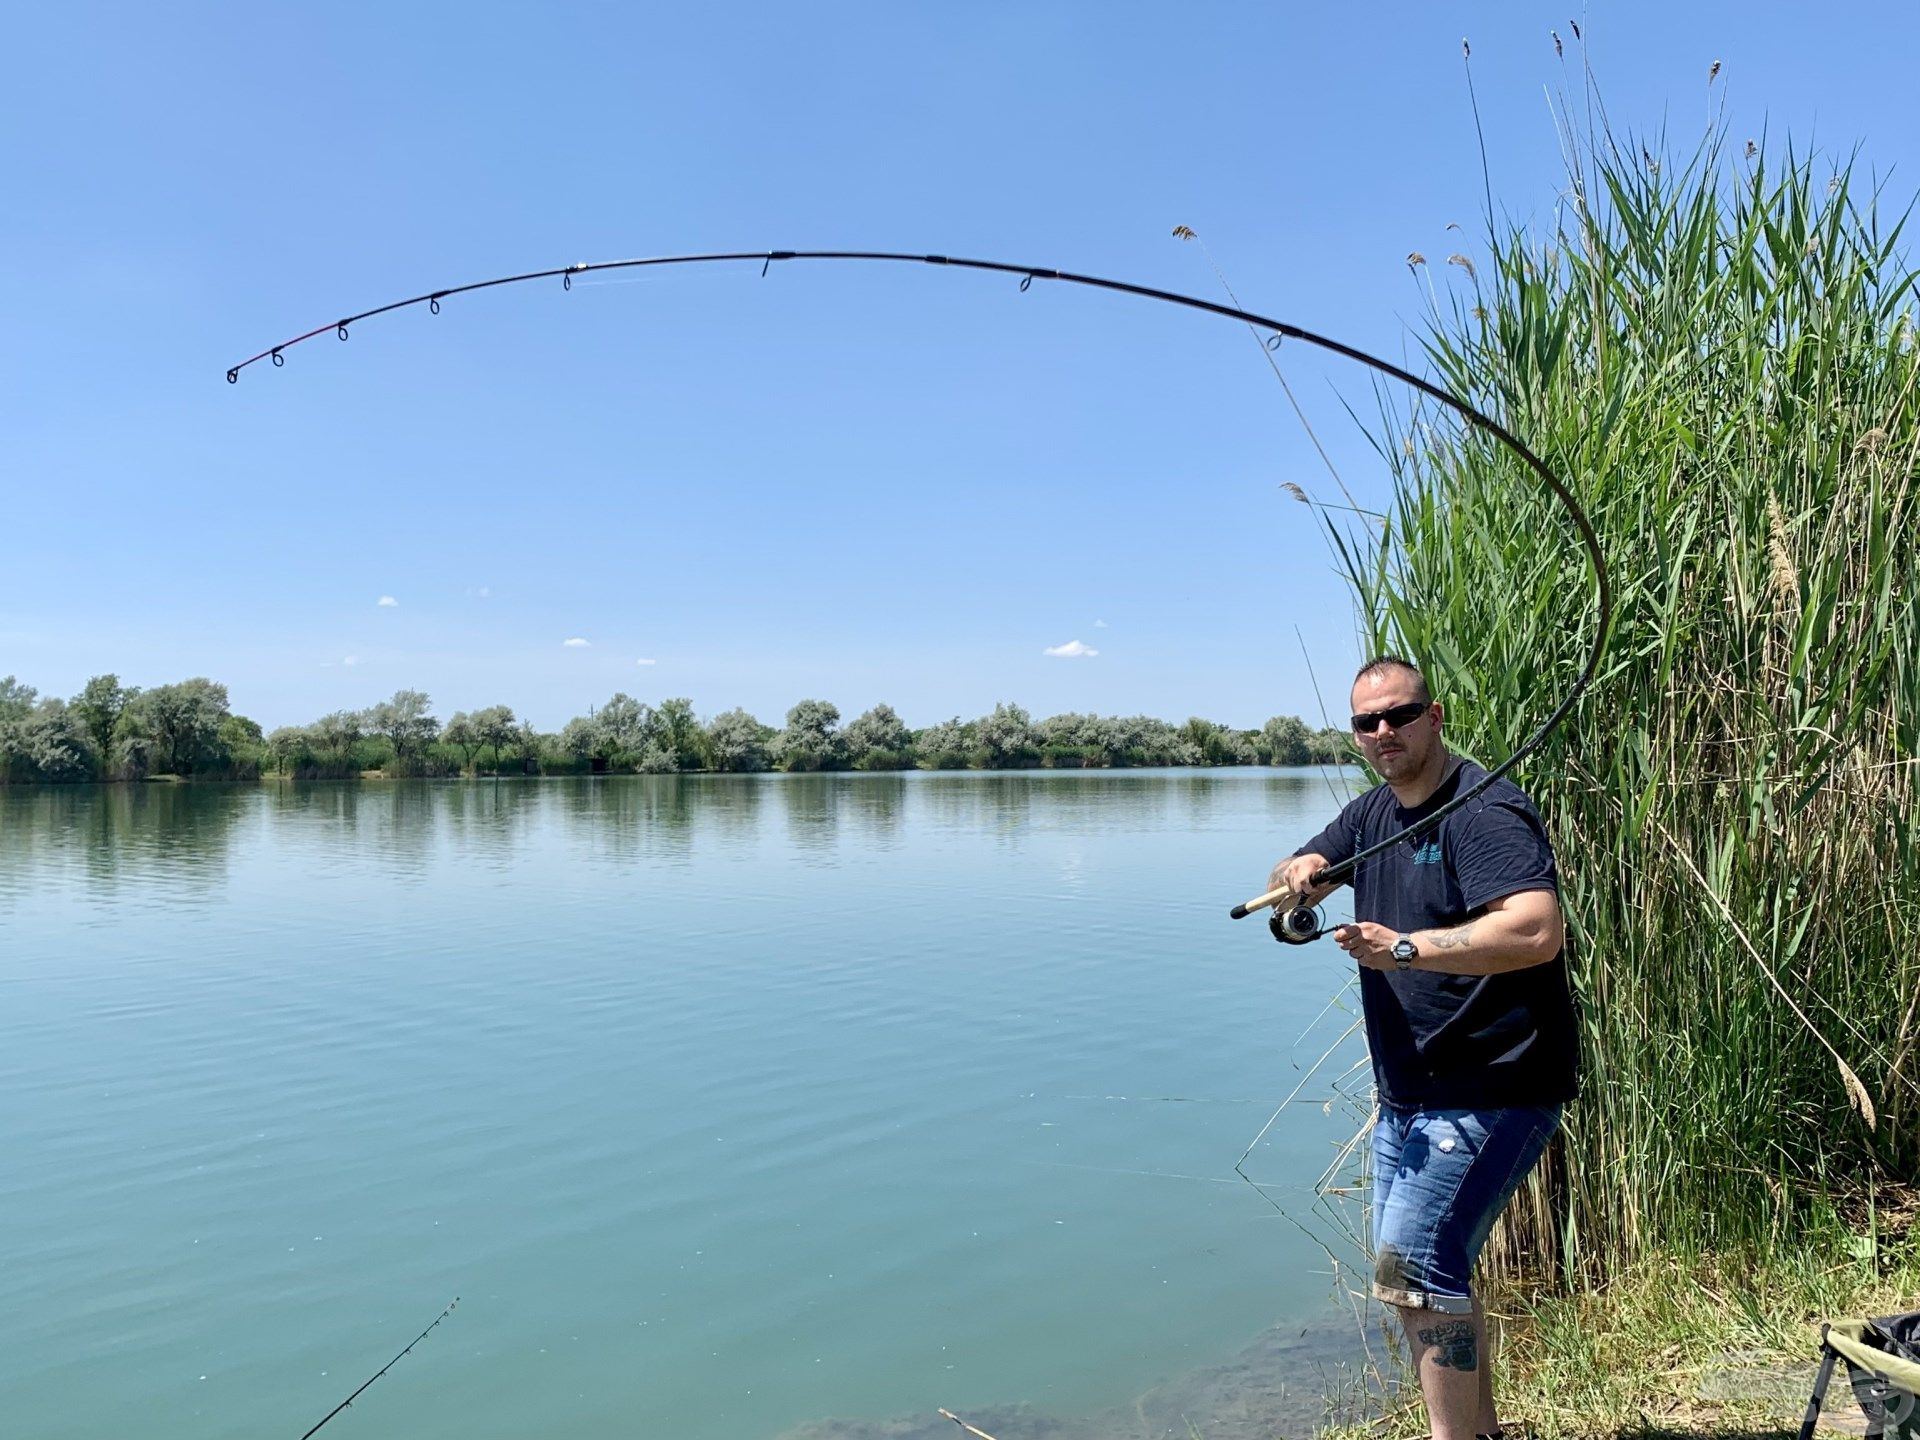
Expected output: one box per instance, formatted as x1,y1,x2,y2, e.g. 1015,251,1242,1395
1267,852,1336,908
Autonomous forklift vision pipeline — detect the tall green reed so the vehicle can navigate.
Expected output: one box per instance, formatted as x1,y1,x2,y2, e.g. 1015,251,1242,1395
1336,122,1920,1270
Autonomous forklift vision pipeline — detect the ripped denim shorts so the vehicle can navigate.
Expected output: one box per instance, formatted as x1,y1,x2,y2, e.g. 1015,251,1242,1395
1370,1103,1561,1314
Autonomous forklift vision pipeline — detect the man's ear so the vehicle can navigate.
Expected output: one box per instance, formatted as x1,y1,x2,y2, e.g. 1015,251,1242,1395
1430,703,1444,734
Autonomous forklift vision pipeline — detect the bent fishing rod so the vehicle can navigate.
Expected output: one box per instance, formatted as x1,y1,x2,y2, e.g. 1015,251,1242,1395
227,247,1611,928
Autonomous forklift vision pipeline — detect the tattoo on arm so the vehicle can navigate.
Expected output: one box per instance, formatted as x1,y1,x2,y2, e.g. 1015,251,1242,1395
1426,920,1478,951
1417,1319,1479,1370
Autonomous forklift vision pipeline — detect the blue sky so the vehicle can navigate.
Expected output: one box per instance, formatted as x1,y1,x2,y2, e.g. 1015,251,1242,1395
3,4,1913,732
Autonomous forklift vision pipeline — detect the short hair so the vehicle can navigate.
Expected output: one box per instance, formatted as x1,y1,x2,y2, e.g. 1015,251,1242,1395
1352,655,1431,705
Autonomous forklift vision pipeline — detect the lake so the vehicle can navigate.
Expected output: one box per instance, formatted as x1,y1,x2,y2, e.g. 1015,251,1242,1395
0,771,1378,1440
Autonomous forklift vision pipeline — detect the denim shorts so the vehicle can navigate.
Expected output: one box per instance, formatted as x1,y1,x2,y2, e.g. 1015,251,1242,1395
1370,1102,1561,1314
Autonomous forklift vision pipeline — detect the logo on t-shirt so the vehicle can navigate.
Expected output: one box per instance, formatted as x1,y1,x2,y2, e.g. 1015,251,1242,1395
1412,839,1443,866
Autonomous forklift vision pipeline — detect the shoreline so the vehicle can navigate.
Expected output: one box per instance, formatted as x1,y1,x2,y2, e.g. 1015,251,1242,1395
776,1302,1384,1440
3,762,1363,789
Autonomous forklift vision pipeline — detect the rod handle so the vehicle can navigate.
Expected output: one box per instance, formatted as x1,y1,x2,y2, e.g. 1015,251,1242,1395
1229,886,1294,920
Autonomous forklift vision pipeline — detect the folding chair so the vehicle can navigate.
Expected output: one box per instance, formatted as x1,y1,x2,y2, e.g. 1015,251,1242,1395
1799,1312,1920,1440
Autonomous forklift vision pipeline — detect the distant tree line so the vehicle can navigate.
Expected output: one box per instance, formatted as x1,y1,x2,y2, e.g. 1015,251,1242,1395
0,673,1356,784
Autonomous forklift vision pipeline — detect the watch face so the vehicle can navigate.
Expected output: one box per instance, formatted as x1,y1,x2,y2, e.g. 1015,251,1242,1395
1391,937,1416,963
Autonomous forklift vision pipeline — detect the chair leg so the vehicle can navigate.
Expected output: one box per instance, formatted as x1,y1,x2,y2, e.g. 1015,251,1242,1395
1800,1337,1840,1440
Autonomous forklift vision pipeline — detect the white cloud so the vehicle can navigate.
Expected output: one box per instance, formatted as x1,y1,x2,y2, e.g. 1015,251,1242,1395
563,637,591,648
1044,640,1099,658
634,657,657,666
343,656,360,667
377,596,399,608
1093,619,1108,628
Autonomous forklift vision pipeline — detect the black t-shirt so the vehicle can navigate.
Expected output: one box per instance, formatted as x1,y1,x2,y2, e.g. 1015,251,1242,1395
1297,757,1580,1109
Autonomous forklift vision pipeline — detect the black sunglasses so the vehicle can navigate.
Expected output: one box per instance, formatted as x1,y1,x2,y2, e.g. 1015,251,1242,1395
1351,701,1431,734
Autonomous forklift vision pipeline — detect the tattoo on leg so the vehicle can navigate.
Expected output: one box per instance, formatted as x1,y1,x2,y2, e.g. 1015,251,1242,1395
1417,1319,1479,1370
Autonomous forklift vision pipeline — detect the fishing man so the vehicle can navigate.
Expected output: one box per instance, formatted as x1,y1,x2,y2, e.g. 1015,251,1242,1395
1269,656,1579,1440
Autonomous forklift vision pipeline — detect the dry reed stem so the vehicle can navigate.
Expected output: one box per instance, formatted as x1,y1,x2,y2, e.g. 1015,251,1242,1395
1653,816,1878,1129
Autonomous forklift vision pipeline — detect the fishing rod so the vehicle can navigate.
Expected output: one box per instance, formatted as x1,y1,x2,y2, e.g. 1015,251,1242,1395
297,1297,457,1440
226,248,1611,921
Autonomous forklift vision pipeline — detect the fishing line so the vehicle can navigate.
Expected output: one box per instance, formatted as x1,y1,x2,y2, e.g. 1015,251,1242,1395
1172,224,1359,511
1292,622,1352,810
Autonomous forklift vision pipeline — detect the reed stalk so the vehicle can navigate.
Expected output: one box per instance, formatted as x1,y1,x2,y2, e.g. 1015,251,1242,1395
1337,118,1920,1270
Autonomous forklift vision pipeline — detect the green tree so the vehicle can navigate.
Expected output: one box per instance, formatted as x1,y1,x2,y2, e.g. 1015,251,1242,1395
473,705,516,772
656,698,701,771
313,709,365,761
219,715,266,772
915,717,975,769
71,675,136,758
110,701,153,780
367,689,438,764
978,702,1039,769
0,676,35,720
0,675,38,776
1098,718,1167,771
510,720,543,770
131,678,232,775
635,742,678,774
441,713,481,771
775,699,846,772
706,708,771,772
115,733,153,781
558,715,600,762
13,700,100,782
266,726,314,775
1305,726,1352,766
1036,712,1106,767
845,704,914,769
1178,717,1255,766
1259,714,1313,766
596,693,657,758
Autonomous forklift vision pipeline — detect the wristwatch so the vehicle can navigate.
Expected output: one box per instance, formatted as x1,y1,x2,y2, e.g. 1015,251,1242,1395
1391,935,1419,970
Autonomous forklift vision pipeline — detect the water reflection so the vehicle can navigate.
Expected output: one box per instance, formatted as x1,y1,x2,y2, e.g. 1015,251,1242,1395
842,774,906,846
1265,765,1351,822
778,774,843,862
0,784,250,912
690,774,766,850
1178,771,1227,825
613,775,696,864
0,771,1355,917
360,781,441,882
918,772,1033,844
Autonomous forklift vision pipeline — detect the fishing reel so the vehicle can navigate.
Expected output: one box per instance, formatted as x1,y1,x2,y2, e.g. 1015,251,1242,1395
1268,902,1326,945
1228,885,1327,943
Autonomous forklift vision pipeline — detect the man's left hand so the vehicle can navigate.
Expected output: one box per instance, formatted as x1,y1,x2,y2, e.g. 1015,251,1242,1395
1332,921,1399,970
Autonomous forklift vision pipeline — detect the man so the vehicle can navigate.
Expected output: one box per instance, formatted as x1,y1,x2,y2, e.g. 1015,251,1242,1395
1269,656,1579,1440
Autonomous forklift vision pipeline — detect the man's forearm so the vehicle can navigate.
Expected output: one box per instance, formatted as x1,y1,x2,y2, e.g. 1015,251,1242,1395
1409,909,1557,975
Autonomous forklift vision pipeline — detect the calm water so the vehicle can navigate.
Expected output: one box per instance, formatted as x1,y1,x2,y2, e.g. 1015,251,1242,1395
1,771,1373,1440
